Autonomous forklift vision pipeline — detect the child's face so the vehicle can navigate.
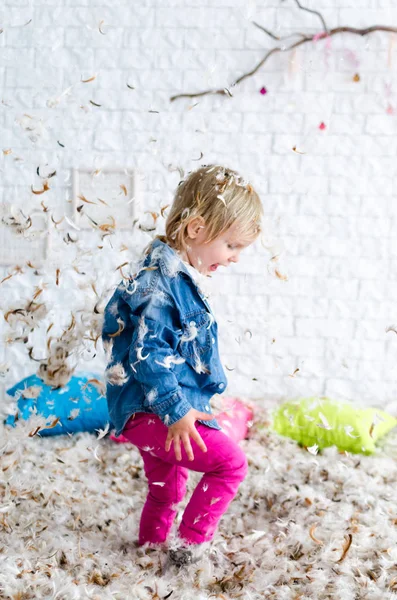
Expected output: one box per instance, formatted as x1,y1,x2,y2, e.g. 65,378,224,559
184,221,253,276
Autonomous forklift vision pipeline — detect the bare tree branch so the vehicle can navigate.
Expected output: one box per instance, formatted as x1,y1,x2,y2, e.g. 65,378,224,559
294,0,329,33
170,25,397,102
252,21,308,42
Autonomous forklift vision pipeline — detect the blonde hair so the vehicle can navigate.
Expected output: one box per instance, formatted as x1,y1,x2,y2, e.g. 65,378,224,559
147,164,263,255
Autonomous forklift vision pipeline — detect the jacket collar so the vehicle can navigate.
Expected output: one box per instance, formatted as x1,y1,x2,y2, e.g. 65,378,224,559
148,238,214,313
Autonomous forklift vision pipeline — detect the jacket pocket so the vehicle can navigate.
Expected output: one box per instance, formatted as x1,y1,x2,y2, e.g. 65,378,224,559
177,310,214,376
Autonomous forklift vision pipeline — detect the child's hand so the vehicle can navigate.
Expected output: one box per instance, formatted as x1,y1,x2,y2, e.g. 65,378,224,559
165,408,214,461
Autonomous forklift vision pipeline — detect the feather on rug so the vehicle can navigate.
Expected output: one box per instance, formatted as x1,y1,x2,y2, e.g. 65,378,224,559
1,409,397,600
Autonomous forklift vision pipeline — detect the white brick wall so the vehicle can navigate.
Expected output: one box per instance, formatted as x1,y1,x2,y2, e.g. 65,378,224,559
1,0,397,410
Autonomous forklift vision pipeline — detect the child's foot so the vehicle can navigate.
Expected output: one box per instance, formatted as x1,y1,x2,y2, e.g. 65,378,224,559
136,541,167,554
167,541,210,568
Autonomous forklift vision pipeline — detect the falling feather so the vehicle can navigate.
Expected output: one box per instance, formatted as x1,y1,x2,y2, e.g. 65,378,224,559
96,422,110,440
317,412,332,430
155,355,185,369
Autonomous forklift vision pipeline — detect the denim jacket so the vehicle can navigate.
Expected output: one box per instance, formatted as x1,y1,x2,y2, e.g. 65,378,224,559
101,238,228,436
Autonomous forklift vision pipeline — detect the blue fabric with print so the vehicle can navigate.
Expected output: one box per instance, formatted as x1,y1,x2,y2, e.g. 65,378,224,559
4,372,111,436
101,238,228,436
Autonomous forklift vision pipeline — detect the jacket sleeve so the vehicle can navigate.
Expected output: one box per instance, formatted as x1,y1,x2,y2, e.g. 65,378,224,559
122,287,193,426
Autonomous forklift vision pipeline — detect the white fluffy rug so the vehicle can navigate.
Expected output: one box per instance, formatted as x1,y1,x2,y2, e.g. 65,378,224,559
1,408,397,600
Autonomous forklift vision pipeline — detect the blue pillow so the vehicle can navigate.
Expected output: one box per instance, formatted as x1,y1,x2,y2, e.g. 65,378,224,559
5,372,112,436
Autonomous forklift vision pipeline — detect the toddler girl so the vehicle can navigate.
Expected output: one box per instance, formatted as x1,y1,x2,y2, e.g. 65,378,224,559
102,164,263,567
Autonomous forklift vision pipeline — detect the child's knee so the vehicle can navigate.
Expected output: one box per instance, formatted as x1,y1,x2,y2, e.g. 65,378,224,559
228,447,248,482
149,480,187,505
237,451,249,481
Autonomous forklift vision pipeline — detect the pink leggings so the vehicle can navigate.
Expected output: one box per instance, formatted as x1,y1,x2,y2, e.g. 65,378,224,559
121,412,248,546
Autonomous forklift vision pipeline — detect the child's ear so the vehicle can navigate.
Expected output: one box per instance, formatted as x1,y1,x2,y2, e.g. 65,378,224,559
186,216,206,239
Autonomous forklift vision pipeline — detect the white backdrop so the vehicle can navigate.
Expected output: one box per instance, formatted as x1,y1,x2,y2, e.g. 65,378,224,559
1,0,397,410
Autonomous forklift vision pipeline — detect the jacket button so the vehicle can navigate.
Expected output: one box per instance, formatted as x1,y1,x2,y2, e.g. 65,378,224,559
212,338,215,344
205,405,210,411
218,383,225,390
190,321,196,326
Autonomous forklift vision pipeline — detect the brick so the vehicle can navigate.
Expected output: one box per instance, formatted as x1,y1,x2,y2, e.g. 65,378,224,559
237,94,276,113
360,233,390,257
366,114,397,135
388,232,397,258
124,28,151,49
324,277,359,299
90,70,130,91
263,194,300,215
2,27,33,47
282,376,326,397
180,67,226,91
63,0,91,5
1,5,32,22
43,48,95,71
213,274,241,296
271,174,328,195
359,279,388,301
216,292,267,316
355,217,391,236
184,27,245,50
229,374,284,398
155,7,241,28
333,92,386,114
324,379,357,402
327,114,366,136
268,295,294,316
217,133,273,154
331,257,388,279
326,338,385,361
355,320,390,340
294,237,324,258
34,7,155,28
339,8,392,27
57,129,95,151
95,48,153,70
360,196,391,215
1,0,30,5
325,379,397,404
315,135,396,157
330,172,392,196
285,256,330,277
109,91,164,111
237,353,278,376
274,336,325,358
243,112,304,134
296,297,329,318
0,127,16,147
93,128,124,151
264,314,295,337
66,26,125,48
311,155,362,178
296,357,328,378
157,48,220,71
5,66,63,88
288,215,330,237
153,0,209,4
141,27,184,49
201,111,242,133
1,164,41,186
135,69,184,90
336,49,388,74
272,134,320,155
299,196,326,215
296,318,355,338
